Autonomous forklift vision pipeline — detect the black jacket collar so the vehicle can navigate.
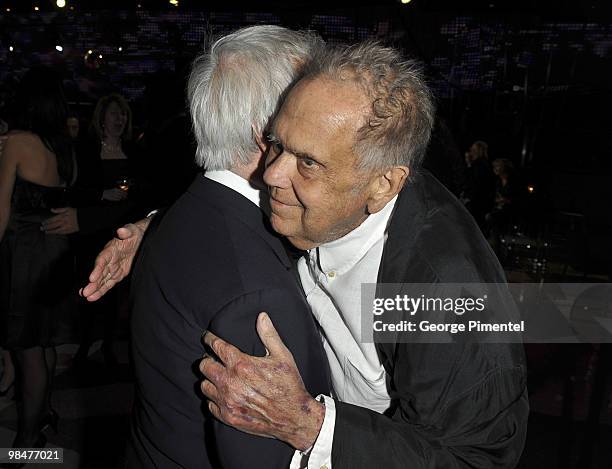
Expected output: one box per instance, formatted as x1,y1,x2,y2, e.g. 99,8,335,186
187,174,292,269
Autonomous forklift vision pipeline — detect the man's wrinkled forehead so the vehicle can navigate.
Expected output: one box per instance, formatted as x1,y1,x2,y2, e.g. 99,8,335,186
272,76,369,136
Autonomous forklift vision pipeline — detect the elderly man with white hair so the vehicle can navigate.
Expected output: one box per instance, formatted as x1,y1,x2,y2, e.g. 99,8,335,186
121,25,330,469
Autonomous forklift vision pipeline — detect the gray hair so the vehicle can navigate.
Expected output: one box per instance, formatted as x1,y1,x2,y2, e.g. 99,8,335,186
302,41,435,172
188,25,323,170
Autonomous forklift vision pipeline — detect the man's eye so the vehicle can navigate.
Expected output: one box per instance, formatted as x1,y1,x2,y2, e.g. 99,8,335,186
300,157,319,169
270,141,283,155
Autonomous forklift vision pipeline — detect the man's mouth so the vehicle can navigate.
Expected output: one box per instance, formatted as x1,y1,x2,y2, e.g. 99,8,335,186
270,196,301,210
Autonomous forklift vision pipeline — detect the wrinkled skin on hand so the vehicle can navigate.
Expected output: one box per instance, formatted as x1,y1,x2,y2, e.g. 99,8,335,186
79,216,151,301
200,312,325,451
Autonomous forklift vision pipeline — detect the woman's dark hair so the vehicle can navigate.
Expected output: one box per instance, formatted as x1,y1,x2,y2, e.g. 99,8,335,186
13,67,74,184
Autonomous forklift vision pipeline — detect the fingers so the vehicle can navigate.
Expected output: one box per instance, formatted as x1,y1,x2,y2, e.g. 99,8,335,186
199,355,227,385
82,262,121,301
82,286,106,302
41,216,64,232
202,331,241,367
89,239,119,282
256,313,290,358
88,259,106,283
50,207,69,214
82,278,114,302
200,379,220,402
208,401,223,421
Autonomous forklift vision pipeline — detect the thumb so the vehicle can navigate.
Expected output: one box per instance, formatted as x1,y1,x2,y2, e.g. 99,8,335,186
116,225,134,239
256,312,289,358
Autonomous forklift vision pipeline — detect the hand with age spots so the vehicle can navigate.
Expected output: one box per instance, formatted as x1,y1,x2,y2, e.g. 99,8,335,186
200,312,325,451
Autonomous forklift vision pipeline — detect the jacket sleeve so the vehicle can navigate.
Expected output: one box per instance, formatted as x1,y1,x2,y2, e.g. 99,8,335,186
206,287,329,469
331,343,528,469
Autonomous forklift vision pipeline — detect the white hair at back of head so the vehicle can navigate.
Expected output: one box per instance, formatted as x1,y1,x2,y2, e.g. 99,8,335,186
188,25,323,170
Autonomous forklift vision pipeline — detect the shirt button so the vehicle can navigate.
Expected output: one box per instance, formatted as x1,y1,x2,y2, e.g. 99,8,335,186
327,271,336,278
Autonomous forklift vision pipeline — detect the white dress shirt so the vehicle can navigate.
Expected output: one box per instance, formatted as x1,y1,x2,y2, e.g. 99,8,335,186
204,170,395,468
205,170,264,208
290,196,397,469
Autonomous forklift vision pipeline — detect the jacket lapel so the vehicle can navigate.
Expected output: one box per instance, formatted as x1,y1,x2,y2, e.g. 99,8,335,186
374,172,429,375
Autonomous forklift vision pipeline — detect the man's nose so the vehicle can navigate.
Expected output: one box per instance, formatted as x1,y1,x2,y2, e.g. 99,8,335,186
264,152,293,189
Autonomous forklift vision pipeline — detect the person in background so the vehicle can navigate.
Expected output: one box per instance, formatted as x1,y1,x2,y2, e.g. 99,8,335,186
0,67,76,454
0,120,15,399
487,158,521,254
462,140,496,230
66,113,80,142
42,93,146,368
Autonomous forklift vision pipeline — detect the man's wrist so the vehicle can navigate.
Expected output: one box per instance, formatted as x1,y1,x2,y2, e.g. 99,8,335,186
290,397,325,451
134,216,152,233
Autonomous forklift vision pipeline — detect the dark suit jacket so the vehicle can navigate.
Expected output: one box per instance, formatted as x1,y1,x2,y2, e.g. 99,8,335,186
128,175,330,469
332,170,529,468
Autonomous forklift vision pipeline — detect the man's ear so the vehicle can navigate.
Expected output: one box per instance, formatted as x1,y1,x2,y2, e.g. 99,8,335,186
366,166,409,214
252,125,268,154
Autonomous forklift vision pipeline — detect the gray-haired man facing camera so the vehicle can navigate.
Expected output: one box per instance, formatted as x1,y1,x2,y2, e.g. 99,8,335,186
197,41,528,469
125,26,330,469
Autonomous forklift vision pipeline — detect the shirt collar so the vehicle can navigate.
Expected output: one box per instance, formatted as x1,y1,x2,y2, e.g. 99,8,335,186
312,196,398,276
205,170,264,210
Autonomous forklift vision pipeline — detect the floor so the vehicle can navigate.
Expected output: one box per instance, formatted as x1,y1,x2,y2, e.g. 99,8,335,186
0,340,611,468
0,341,132,468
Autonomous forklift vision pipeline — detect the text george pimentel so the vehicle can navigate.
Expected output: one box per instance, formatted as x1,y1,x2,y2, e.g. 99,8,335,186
371,295,524,333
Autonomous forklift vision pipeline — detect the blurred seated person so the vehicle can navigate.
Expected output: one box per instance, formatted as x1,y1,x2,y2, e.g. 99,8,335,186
492,158,520,214
42,93,147,367
461,140,495,230
487,158,522,254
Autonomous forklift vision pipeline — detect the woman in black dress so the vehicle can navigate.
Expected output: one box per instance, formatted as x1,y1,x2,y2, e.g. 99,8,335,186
0,67,75,450
43,94,145,367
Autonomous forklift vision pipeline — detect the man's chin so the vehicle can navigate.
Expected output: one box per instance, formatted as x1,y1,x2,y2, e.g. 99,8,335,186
268,215,316,251
286,236,317,251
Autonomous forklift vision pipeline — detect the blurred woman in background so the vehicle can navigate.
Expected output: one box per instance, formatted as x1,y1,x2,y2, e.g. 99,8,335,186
42,94,145,368
0,67,76,451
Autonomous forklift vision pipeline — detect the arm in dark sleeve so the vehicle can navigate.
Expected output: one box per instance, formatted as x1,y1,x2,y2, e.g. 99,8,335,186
332,344,528,469
206,287,329,469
